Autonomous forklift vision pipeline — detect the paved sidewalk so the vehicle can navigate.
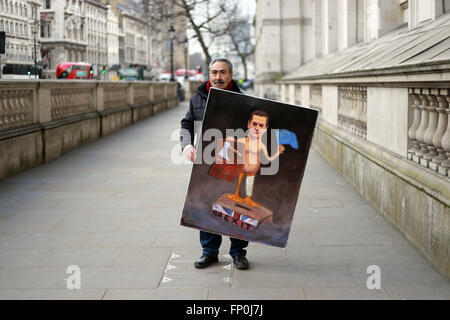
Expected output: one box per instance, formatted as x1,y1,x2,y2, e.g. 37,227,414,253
0,102,449,300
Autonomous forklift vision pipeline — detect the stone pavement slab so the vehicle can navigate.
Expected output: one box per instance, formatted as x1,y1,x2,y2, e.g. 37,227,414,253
0,102,448,300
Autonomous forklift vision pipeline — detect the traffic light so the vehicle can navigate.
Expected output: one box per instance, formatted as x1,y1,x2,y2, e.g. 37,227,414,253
27,67,31,76
102,66,106,74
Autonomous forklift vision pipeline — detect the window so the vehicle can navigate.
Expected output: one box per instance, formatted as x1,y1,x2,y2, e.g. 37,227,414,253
46,0,51,10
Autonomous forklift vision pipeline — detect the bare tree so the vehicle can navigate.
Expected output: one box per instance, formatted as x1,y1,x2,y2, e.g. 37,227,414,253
147,0,236,68
225,14,255,80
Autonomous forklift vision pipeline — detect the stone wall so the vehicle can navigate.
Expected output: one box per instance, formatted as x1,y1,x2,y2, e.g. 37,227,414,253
277,82,449,279
184,80,204,101
0,81,179,181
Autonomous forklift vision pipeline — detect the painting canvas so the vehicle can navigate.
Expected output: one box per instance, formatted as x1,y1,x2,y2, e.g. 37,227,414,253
180,88,318,248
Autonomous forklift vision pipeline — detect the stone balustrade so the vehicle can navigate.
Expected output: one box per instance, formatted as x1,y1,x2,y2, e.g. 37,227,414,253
310,85,323,113
408,88,450,177
338,86,367,139
103,83,129,111
0,80,179,181
272,80,450,279
0,84,35,131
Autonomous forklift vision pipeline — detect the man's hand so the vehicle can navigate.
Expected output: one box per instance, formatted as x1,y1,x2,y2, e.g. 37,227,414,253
183,144,196,162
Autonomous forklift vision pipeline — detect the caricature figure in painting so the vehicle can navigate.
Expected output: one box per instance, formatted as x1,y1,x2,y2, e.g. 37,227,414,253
224,110,285,207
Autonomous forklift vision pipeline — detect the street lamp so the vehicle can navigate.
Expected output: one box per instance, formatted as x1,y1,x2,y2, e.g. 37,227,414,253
30,19,39,79
168,24,175,82
184,36,188,79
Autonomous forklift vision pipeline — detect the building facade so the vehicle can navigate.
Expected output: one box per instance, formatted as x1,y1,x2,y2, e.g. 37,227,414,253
121,12,147,68
255,0,450,278
0,0,42,78
106,2,119,68
39,0,88,75
85,0,107,76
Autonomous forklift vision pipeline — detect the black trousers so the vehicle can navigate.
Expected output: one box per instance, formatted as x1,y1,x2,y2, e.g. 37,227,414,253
200,231,248,258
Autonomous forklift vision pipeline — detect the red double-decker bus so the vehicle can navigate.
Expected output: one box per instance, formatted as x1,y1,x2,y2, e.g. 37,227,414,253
56,62,94,80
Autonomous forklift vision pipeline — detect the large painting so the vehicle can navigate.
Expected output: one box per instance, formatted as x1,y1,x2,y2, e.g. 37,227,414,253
180,88,318,248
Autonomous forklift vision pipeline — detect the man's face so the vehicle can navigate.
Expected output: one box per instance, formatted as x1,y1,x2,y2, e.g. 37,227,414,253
248,115,268,139
209,61,233,89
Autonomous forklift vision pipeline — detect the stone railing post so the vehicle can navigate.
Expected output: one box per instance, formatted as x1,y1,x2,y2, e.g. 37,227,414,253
96,83,104,112
127,83,134,107
301,85,310,108
289,84,295,104
149,83,154,102
37,84,52,123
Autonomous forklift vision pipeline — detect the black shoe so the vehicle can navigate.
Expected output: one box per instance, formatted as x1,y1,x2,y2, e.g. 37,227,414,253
232,255,249,270
194,254,219,269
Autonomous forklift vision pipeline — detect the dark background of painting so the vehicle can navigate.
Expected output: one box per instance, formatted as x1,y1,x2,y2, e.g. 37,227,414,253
181,88,318,247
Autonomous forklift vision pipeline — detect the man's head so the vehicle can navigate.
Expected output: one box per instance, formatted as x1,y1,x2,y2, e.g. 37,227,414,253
248,110,269,139
209,58,233,89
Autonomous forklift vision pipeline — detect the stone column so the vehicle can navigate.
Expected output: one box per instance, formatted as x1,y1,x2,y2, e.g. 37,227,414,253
322,0,339,56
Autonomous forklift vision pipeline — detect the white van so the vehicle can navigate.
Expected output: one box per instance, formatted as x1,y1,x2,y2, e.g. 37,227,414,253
159,73,172,82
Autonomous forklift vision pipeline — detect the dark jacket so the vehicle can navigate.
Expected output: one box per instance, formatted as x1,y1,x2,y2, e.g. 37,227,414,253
180,79,242,151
